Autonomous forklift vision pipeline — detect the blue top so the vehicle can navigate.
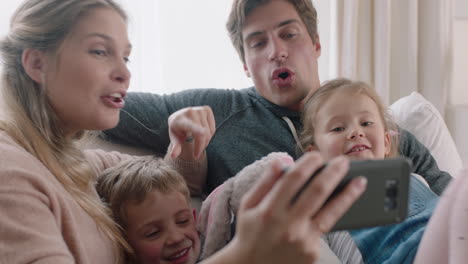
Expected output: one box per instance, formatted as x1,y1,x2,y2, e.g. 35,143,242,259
350,175,439,264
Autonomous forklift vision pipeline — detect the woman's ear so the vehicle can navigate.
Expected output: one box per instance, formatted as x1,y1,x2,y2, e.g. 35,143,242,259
243,64,251,78
384,131,391,156
21,48,47,84
305,144,318,152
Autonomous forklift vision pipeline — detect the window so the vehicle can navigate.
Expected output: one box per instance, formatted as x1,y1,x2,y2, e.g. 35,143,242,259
0,0,331,94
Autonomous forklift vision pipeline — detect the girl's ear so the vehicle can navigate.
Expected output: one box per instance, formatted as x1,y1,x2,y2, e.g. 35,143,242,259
384,131,391,156
306,144,318,152
22,48,47,84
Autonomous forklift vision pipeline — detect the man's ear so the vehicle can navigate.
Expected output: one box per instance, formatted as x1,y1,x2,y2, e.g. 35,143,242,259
313,34,321,56
306,144,318,152
243,63,251,78
21,48,47,84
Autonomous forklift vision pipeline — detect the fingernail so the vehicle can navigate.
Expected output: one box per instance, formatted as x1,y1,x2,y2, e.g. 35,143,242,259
355,176,368,189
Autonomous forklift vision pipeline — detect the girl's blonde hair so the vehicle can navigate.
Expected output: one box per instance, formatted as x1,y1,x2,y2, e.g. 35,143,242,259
299,78,399,157
0,0,131,261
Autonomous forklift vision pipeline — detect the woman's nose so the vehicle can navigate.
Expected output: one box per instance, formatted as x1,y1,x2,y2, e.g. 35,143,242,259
111,60,131,85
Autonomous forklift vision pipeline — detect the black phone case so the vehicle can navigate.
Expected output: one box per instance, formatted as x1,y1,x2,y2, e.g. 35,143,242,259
331,158,410,231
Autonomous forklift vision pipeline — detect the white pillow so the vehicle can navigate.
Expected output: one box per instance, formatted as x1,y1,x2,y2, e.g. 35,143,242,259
390,92,463,177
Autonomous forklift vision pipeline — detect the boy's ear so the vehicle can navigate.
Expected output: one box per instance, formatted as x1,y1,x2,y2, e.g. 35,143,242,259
305,144,318,152
22,48,47,85
192,208,197,222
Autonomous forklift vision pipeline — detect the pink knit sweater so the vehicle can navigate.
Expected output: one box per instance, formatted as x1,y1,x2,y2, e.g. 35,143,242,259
0,131,206,263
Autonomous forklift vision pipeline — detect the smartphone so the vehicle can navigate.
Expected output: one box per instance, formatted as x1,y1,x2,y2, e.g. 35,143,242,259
293,157,411,231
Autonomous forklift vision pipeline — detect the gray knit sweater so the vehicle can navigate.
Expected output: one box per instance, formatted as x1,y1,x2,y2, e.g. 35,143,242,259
104,87,451,195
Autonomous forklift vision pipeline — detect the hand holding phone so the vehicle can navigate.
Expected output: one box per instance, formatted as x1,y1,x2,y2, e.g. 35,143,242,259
293,157,411,231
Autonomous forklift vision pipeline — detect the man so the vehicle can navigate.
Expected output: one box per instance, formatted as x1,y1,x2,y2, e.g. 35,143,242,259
104,0,451,195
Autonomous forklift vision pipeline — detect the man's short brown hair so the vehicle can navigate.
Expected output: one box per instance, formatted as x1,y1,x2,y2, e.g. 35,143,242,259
226,0,318,64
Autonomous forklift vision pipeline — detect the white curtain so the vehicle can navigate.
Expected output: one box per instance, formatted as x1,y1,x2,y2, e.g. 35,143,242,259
329,0,453,116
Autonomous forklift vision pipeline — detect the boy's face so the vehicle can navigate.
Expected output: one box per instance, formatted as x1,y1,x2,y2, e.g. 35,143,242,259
310,92,391,160
125,190,200,264
241,0,321,111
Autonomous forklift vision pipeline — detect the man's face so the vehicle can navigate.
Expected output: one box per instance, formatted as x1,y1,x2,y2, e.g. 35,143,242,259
242,0,321,111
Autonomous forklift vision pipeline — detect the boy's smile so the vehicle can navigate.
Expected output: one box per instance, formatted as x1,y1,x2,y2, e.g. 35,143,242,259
125,190,201,264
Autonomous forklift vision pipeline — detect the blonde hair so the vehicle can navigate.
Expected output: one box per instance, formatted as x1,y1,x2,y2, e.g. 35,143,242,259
299,78,399,157
96,156,191,228
227,0,319,64
0,0,130,261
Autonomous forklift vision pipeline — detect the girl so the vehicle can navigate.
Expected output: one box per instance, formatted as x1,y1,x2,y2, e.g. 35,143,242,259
299,78,439,264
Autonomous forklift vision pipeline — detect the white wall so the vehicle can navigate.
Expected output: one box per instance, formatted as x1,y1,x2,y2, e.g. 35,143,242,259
126,0,329,93
448,0,468,164
451,15,468,106
0,0,330,94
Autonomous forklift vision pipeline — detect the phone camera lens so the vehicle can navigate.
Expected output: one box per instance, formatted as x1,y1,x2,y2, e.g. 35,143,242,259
384,180,399,211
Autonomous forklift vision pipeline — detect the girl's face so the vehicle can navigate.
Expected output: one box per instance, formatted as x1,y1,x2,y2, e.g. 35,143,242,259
42,7,131,137
125,190,201,264
310,91,391,160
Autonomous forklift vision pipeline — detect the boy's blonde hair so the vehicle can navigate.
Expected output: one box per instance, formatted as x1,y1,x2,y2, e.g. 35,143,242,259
96,156,191,228
299,78,399,157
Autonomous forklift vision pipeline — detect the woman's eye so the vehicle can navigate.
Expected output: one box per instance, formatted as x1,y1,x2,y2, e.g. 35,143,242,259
90,49,108,56
331,127,344,132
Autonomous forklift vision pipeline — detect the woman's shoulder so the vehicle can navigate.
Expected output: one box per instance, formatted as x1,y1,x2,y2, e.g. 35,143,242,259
0,131,47,173
0,131,60,201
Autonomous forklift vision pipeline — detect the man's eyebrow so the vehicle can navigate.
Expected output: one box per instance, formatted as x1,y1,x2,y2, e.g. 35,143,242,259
244,19,301,42
82,32,132,49
277,19,300,28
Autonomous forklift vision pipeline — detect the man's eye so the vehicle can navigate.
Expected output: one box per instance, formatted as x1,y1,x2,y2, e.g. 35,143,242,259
251,41,266,48
362,121,373,126
284,33,297,39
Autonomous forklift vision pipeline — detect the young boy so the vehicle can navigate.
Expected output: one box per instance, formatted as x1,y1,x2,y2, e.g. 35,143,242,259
96,156,201,264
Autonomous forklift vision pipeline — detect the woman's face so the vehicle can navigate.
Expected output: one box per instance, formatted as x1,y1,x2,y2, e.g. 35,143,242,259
43,7,131,137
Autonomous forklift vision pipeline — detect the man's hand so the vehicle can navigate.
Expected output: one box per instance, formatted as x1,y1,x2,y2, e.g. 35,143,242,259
167,106,215,160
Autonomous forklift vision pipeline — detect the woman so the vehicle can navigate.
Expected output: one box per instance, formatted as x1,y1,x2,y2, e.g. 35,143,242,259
0,0,365,263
